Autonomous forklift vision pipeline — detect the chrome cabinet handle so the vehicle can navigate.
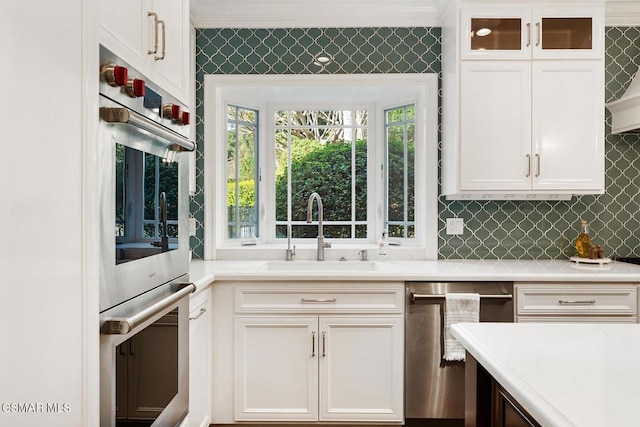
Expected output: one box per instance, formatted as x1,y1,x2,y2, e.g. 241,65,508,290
322,332,326,357
526,23,531,47
189,308,206,320
312,331,316,357
535,154,540,177
526,154,531,177
147,12,159,55
301,298,337,304
559,299,596,305
155,19,166,61
536,22,541,46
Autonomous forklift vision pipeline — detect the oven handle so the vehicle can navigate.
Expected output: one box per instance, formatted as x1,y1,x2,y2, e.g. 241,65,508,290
102,283,195,335
410,293,513,303
100,107,195,152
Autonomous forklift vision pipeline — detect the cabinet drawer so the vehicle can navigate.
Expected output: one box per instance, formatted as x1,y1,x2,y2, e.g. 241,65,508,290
235,283,404,314
516,285,637,316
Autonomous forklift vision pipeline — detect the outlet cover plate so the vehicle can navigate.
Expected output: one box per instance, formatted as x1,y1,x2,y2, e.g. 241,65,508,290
189,217,197,236
446,218,464,235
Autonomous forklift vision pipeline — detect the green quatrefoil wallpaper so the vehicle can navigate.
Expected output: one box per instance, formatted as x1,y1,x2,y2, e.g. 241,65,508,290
190,27,640,260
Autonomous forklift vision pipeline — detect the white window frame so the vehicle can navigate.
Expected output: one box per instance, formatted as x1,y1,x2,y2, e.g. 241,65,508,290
203,74,438,260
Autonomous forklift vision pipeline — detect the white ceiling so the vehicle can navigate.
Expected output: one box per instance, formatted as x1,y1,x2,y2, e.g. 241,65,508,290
190,0,640,28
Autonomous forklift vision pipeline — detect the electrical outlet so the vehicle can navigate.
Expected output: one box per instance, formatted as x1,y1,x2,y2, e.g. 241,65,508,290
189,217,197,236
446,218,464,235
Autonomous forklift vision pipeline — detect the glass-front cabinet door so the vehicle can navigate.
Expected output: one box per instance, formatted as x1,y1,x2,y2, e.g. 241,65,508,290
460,6,603,60
532,7,603,59
461,7,531,60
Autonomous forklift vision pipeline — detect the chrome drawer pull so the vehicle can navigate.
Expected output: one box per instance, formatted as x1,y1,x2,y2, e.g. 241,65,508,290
301,298,337,304
558,299,596,305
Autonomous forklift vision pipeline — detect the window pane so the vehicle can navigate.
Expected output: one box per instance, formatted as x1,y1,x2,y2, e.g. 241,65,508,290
386,108,404,124
385,104,416,239
238,107,257,124
355,136,367,222
227,105,258,239
275,109,368,240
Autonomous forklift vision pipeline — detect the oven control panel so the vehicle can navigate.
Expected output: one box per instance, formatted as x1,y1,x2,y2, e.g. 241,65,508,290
99,45,190,137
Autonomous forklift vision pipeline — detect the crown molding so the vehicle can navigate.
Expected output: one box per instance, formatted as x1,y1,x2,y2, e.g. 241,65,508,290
190,0,439,28
190,0,640,29
606,1,640,26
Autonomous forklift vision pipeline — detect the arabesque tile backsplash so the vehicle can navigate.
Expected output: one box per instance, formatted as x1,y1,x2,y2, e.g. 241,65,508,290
191,26,640,260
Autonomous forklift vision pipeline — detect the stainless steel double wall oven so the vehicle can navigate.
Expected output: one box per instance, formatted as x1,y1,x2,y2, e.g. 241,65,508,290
98,46,195,427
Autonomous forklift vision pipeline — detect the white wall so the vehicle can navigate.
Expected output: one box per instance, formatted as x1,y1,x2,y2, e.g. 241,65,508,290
0,1,98,426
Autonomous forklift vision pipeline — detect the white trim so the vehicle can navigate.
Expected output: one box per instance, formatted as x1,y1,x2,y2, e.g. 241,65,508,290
203,74,439,260
190,0,638,28
82,0,100,424
606,1,640,26
190,1,439,28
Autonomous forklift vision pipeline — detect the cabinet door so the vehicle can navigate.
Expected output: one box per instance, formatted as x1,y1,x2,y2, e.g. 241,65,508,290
531,60,604,192
460,61,532,191
319,317,403,422
234,317,318,421
99,0,151,71
151,0,190,103
460,6,531,60
189,293,211,427
532,7,604,60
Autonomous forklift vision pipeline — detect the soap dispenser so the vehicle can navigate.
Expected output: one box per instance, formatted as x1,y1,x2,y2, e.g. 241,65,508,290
378,231,389,260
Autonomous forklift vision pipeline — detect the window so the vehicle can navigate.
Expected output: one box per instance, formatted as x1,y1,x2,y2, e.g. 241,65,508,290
205,74,438,259
226,105,259,239
274,109,368,239
385,105,415,239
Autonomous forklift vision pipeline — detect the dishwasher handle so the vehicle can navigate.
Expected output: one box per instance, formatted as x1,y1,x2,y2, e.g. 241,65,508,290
410,293,513,303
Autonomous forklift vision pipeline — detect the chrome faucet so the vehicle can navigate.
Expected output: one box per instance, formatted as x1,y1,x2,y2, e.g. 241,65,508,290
306,192,331,261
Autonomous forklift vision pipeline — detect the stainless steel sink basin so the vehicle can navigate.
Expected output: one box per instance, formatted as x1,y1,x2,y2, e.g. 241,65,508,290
261,260,379,272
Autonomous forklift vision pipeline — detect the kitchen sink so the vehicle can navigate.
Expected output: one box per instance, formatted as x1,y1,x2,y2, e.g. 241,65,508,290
261,260,379,272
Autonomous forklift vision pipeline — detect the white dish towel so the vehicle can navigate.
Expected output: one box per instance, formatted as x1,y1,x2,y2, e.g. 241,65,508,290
444,293,480,361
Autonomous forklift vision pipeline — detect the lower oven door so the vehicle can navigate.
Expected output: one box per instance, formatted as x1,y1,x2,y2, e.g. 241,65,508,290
100,280,194,427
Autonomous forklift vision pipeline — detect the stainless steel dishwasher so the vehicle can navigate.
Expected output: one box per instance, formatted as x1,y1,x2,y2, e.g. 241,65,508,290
405,282,514,423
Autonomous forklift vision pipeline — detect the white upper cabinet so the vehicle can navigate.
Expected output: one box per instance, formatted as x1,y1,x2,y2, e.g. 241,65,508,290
442,0,605,199
99,0,190,105
461,5,604,60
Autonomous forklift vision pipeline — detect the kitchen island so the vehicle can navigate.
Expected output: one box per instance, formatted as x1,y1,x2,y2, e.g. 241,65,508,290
451,322,640,427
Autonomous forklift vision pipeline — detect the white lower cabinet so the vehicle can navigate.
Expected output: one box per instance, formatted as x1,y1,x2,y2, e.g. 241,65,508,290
189,289,212,427
319,317,403,422
515,283,638,323
230,282,404,424
235,316,319,421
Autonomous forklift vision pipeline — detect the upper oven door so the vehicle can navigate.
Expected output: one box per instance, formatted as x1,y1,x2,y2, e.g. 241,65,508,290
99,94,194,312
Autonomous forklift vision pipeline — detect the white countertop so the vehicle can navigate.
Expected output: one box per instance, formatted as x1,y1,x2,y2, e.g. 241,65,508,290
188,259,640,291
451,322,640,427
